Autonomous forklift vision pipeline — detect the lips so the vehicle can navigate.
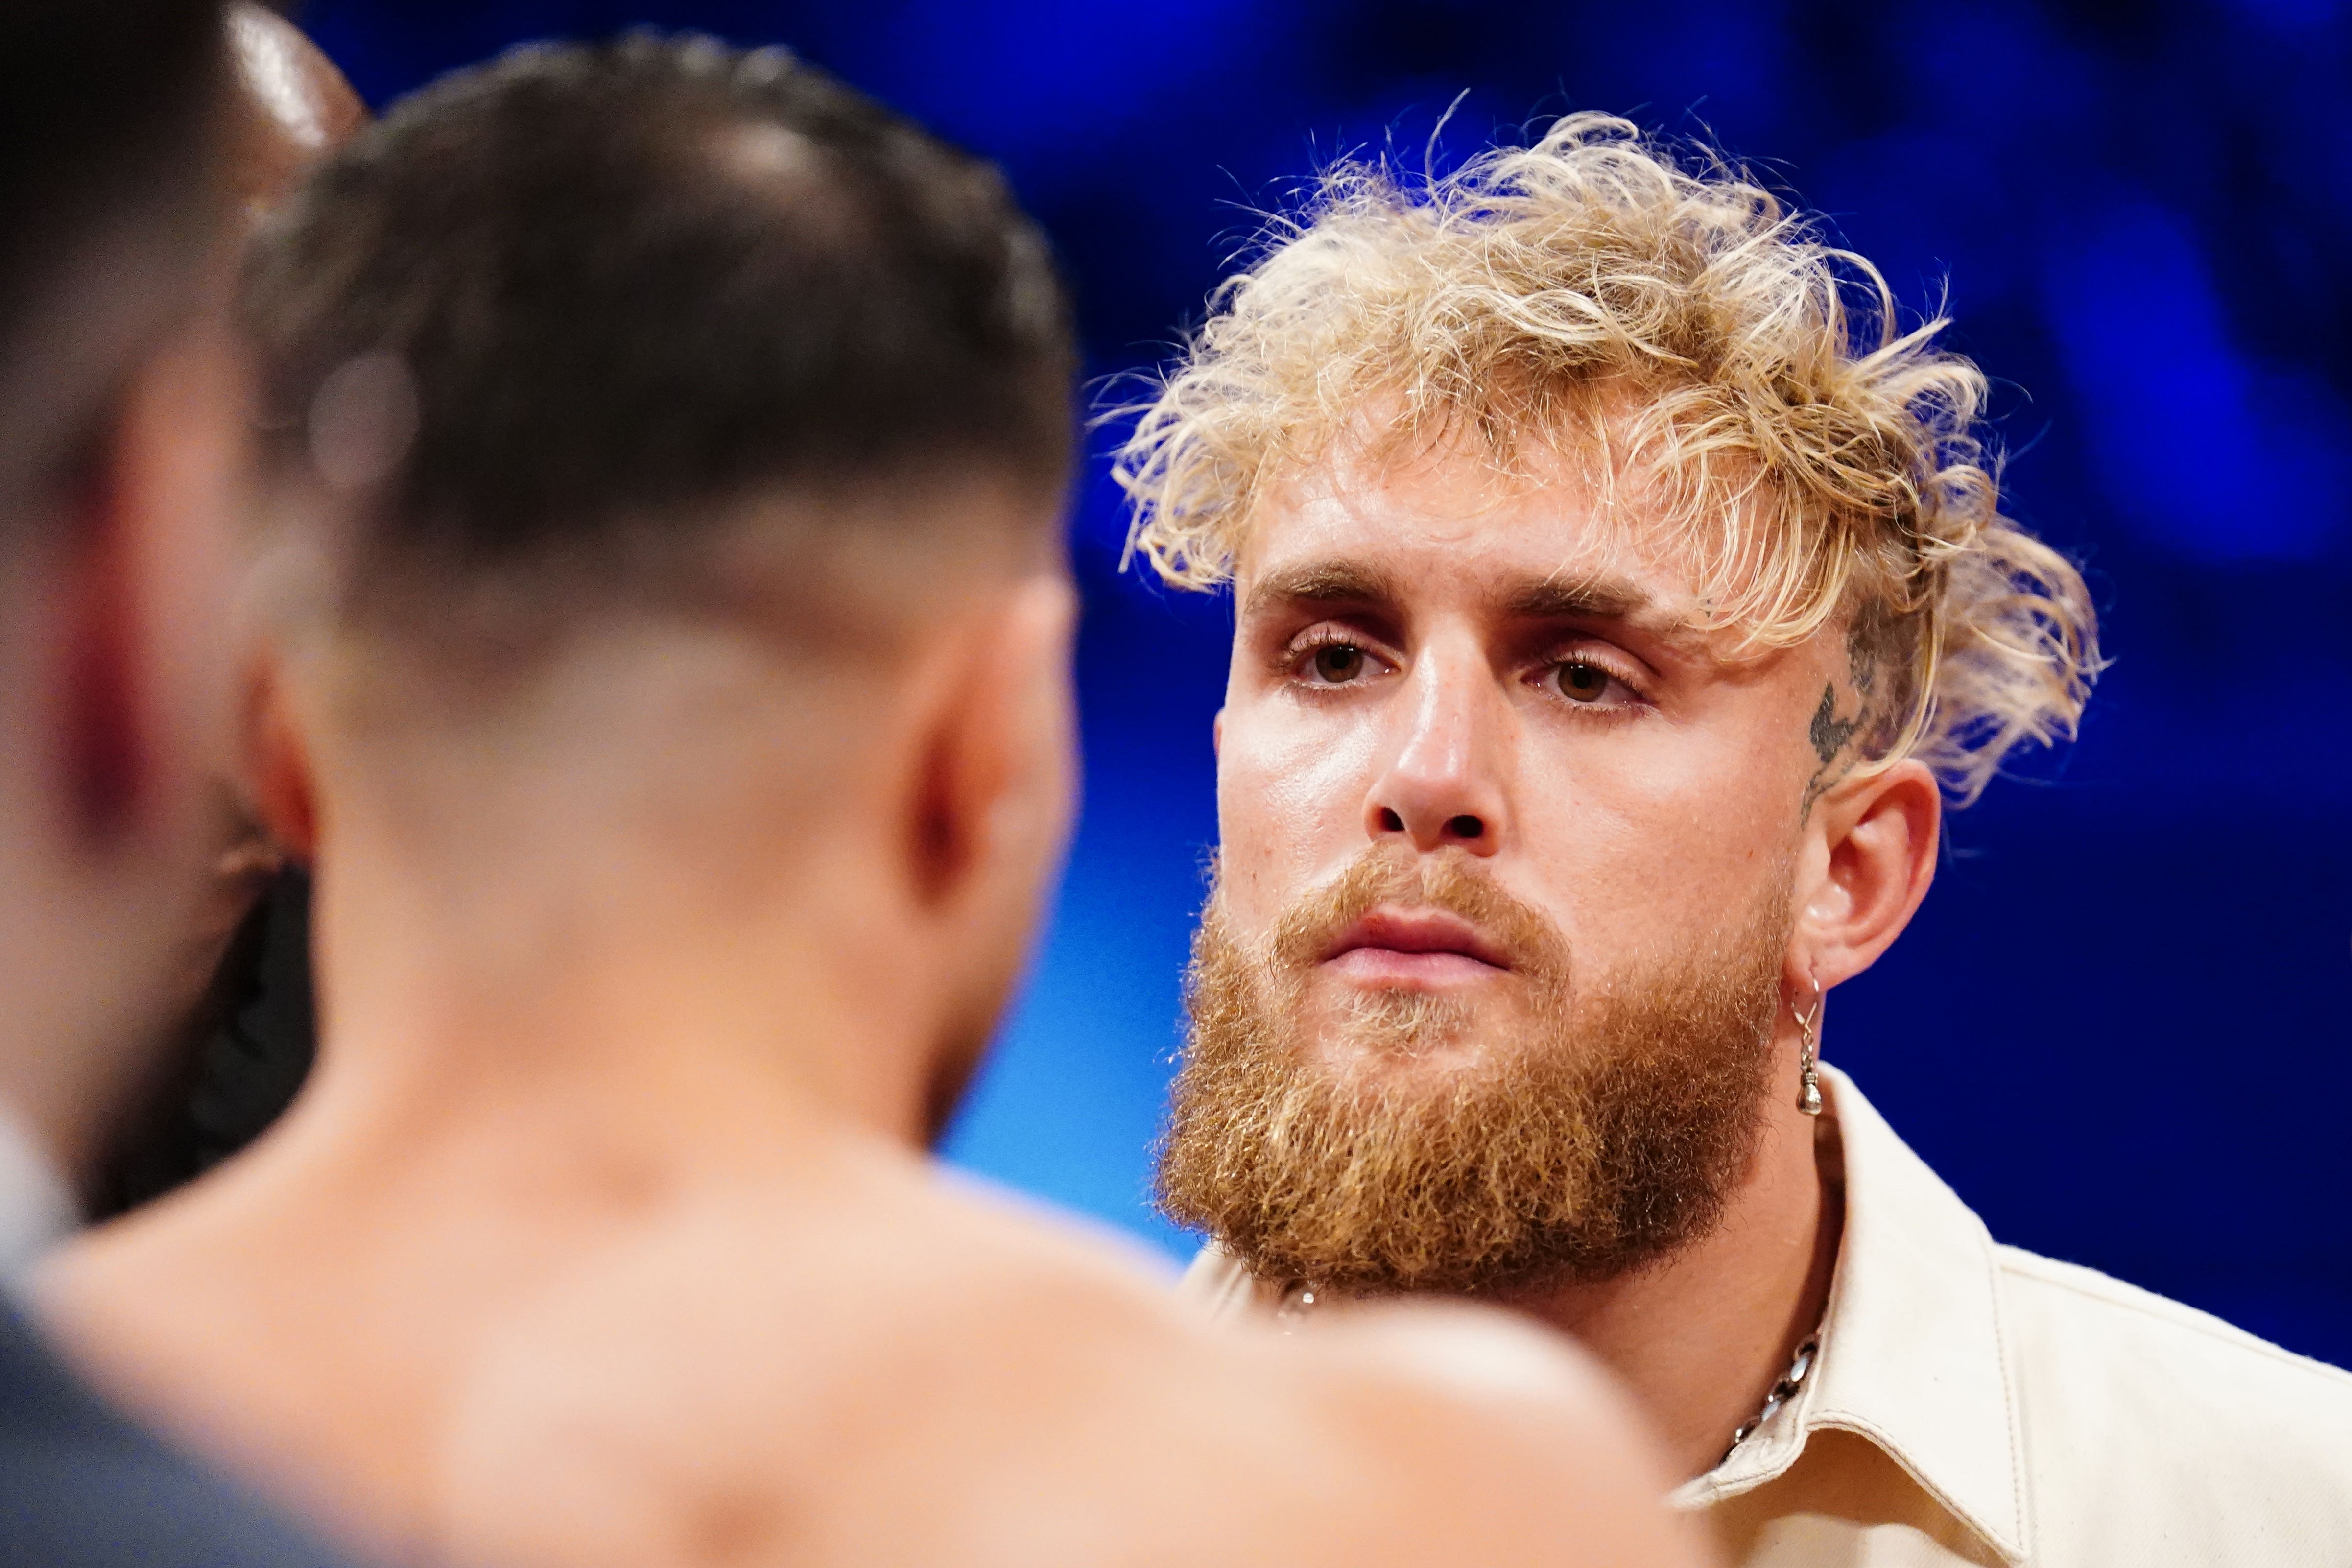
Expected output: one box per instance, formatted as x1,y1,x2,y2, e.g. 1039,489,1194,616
1322,906,1511,988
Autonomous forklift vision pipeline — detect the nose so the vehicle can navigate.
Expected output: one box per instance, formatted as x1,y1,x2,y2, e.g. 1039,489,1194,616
1363,638,1507,856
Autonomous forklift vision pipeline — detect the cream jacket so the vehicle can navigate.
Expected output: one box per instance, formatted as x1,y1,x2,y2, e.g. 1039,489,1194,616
1179,1065,2352,1566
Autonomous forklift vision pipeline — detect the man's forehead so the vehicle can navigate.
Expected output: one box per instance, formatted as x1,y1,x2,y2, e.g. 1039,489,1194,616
1236,453,1705,633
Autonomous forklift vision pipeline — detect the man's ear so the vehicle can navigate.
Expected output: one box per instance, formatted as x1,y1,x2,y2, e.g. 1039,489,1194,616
904,572,1077,915
56,311,245,846
57,451,148,842
246,656,318,863
1794,757,1939,991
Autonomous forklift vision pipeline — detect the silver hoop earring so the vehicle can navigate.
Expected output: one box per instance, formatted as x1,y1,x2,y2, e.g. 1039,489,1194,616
1794,980,1824,1117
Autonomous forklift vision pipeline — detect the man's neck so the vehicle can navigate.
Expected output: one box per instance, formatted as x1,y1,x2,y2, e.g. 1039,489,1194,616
1502,1093,1844,1481
41,829,941,1553
315,800,944,1140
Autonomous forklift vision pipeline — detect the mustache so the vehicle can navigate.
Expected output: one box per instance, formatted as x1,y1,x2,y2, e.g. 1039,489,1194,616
1262,842,1572,986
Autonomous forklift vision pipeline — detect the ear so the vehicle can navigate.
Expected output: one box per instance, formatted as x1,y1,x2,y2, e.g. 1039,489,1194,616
1212,707,1225,758
246,654,319,863
904,573,1078,915
901,572,1079,1140
1794,757,1939,991
55,312,246,845
56,452,147,841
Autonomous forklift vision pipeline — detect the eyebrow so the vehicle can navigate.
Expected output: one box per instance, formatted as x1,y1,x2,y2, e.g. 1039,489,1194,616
1239,560,1405,621
1503,576,1654,624
1239,558,1702,650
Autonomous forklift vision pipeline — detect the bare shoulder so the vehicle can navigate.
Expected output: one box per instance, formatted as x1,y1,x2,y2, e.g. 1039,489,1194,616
31,1180,303,1439
435,1164,1712,1568
1268,1297,1711,1563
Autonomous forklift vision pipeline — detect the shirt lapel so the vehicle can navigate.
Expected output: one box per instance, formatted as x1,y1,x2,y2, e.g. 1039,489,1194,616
1686,1065,2027,1564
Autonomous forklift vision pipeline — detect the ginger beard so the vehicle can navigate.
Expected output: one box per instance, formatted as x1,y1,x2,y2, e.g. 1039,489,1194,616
1157,844,1793,1296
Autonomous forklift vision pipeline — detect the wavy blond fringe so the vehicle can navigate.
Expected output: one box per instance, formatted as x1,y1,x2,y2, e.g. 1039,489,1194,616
1113,113,2099,805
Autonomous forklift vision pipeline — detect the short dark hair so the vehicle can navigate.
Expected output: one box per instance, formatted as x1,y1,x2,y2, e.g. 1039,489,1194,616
0,0,229,509
247,33,1076,644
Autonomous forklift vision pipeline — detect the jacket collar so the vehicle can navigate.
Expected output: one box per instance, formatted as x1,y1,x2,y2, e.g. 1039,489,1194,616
1674,1065,2027,1564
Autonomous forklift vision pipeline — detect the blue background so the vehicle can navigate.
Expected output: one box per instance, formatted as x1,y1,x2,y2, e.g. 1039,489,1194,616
302,0,2352,1365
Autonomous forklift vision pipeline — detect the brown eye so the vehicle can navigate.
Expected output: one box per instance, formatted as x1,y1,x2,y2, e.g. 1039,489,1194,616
1311,644,1366,683
1557,662,1608,703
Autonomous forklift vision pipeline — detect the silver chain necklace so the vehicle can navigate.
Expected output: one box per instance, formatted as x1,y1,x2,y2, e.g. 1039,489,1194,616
1275,1281,1819,1467
1721,1335,1818,1465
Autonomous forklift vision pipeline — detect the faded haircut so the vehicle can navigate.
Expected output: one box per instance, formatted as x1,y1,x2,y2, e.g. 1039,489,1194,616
245,33,1075,672
1116,113,2098,804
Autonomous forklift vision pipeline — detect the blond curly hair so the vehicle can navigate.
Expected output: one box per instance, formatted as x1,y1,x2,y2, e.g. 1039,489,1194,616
1114,113,2098,805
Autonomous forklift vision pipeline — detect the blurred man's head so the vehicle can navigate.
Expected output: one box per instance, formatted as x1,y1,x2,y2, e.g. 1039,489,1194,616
243,37,1077,1138
225,4,367,229
84,6,370,1220
0,1,244,1182
1131,116,2099,1295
